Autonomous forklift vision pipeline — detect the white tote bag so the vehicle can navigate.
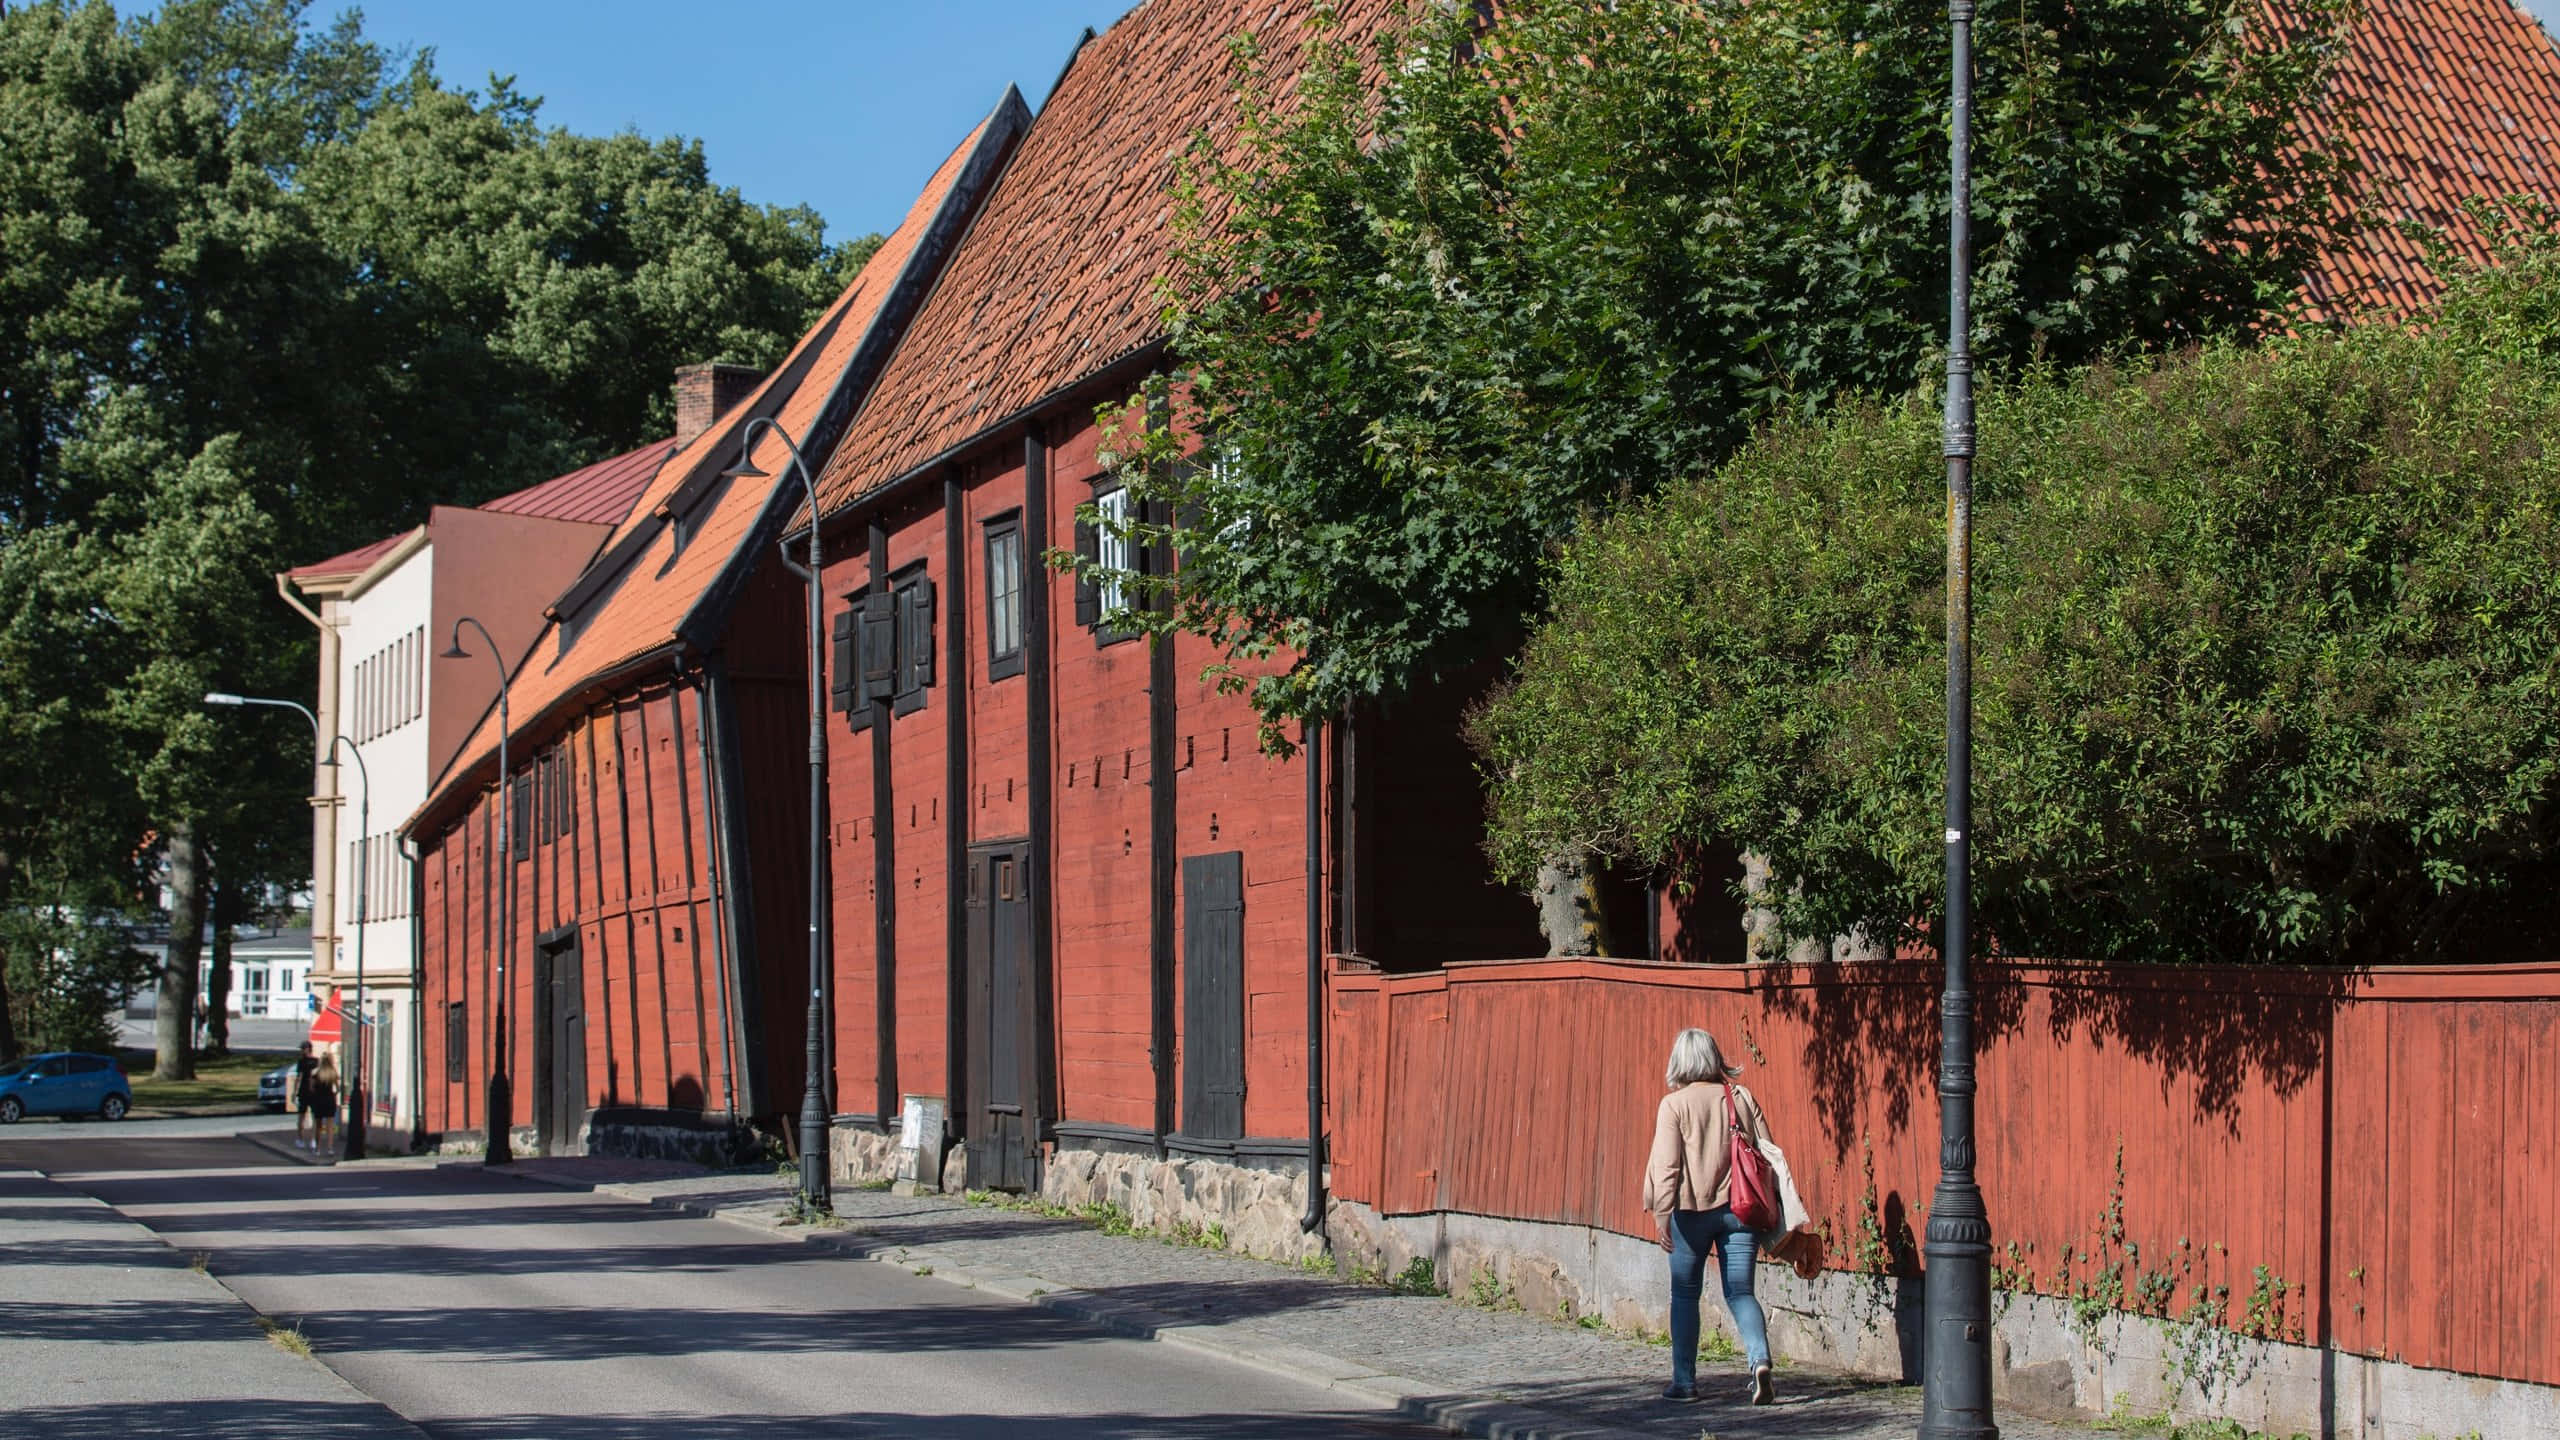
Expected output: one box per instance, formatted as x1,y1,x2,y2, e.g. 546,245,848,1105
1759,1139,1813,1235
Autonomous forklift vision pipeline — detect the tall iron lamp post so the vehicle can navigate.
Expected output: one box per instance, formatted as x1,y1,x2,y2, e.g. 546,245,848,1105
722,415,832,1216
203,692,371,1162
1920,0,1996,1435
439,618,514,1165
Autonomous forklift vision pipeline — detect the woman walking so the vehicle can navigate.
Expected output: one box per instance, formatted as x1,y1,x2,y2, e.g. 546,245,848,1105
1643,1027,1776,1405
308,1053,342,1156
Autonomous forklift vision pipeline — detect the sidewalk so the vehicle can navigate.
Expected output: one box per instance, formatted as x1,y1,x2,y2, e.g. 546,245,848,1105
0,1167,424,1440
482,1156,2112,1440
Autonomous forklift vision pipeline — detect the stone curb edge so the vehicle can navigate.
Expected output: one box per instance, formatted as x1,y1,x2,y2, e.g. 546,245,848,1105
480,1165,1653,1440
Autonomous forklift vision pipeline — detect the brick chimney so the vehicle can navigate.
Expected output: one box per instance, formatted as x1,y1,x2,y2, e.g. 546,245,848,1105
673,362,763,448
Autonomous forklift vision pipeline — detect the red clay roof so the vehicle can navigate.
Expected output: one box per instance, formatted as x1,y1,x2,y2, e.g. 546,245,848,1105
411,103,1022,830
480,438,673,526
815,0,1403,510
816,0,2560,511
286,529,412,583
2302,0,2560,318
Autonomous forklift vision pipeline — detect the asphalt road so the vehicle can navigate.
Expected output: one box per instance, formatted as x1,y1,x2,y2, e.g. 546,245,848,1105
29,1151,1443,1440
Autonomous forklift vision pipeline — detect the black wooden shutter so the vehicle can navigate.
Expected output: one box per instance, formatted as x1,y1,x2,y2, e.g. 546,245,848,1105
1073,509,1099,628
510,776,532,856
446,1002,467,1082
906,576,935,691
829,607,857,712
1180,851,1247,1142
860,590,897,703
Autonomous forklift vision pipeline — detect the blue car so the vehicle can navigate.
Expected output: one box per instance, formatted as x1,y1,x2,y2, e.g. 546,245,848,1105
0,1051,132,1123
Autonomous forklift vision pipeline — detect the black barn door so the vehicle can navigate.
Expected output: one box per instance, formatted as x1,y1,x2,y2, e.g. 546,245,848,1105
966,841,1035,1189
534,933,587,1156
1180,852,1245,1142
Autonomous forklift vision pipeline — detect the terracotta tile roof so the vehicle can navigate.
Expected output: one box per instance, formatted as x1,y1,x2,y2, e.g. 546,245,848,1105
410,100,1027,833
479,438,674,526
816,0,2560,514
816,0,1403,510
286,529,413,583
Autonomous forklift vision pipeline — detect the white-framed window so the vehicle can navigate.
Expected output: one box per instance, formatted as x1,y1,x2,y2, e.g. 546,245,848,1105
1095,485,1134,619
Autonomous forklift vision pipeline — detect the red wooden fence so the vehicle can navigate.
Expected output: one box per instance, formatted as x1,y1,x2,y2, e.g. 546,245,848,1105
1327,956,2560,1386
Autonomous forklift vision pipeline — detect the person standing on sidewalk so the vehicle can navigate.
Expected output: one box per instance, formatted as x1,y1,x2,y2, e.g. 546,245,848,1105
292,1041,318,1149
1643,1027,1776,1407
307,1053,341,1156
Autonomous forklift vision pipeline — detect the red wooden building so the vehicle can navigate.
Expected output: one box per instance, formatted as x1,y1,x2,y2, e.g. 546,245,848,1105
400,100,1026,1157
796,0,1546,1218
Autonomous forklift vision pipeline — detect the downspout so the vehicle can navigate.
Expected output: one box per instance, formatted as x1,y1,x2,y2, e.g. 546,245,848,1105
1300,716,1326,1235
683,658,739,1123
400,834,426,1152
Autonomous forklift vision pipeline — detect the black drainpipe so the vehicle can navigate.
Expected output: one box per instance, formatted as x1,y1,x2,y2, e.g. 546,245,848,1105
1299,715,1326,1235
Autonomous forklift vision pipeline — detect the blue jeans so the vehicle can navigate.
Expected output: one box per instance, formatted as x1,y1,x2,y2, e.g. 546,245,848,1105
1668,1205,1769,1384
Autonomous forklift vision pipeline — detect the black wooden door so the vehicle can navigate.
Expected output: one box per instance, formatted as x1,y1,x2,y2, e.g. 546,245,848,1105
535,936,587,1156
1181,851,1246,1142
965,841,1035,1190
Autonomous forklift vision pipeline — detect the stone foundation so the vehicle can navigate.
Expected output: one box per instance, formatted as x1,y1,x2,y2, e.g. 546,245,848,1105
585,1108,760,1167
1323,1199,2560,1439
1041,1146,1326,1266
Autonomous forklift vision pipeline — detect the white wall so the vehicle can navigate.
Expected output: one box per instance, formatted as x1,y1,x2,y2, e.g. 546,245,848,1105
329,542,435,986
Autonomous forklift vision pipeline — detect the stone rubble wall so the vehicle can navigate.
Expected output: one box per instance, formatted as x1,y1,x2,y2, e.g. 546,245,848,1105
1037,1147,1326,1266
1323,1198,2560,1440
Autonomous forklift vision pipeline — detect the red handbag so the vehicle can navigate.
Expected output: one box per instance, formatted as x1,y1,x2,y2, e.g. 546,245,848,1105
1724,1085,1782,1231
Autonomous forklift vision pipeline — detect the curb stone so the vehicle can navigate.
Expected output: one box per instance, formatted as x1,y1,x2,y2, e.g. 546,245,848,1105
479,1163,1663,1440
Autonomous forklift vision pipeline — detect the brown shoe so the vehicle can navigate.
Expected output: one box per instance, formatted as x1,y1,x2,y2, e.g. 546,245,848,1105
1750,1366,1775,1405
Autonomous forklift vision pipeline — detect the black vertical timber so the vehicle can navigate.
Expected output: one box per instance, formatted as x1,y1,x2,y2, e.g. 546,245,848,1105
1023,424,1057,1162
703,657,767,1119
944,468,970,1140
869,519,898,1129
1147,489,1178,1154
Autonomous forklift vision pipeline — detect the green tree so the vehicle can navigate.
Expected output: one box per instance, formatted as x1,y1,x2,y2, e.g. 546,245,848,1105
1472,296,2560,966
0,0,871,1067
1084,0,2347,950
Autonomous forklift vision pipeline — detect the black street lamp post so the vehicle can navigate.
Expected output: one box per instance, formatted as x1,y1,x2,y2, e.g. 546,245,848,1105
203,692,371,1162
1920,0,1997,1436
723,417,832,1216
439,618,514,1165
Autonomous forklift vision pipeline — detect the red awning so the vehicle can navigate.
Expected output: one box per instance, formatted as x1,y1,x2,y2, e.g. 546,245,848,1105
308,989,343,1044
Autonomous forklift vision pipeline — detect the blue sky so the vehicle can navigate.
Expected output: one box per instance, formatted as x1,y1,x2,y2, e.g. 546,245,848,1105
180,0,2560,243
339,1,1142,243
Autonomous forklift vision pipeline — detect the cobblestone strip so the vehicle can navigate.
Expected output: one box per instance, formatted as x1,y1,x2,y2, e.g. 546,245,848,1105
482,1160,2104,1440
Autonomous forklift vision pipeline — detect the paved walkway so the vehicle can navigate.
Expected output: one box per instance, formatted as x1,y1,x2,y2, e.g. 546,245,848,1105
488,1158,2110,1440
0,1166,423,1440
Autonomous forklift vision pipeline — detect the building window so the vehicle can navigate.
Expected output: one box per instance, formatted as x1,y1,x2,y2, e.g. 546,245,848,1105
1075,485,1143,645
984,515,1024,680
832,563,936,729
445,1002,467,1083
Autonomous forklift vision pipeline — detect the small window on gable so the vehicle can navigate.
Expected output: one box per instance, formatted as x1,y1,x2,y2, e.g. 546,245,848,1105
984,514,1025,681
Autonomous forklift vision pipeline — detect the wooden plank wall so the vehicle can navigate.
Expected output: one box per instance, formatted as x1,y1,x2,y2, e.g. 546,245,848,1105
1327,956,2560,1387
418,680,740,1133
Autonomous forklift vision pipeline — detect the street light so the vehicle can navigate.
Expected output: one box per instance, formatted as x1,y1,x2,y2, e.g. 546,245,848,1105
203,692,372,1163
438,618,513,1166
723,416,832,1216
1920,0,1996,1435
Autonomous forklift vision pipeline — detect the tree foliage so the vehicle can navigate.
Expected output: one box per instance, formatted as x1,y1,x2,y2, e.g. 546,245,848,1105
1472,260,2560,965
0,0,869,1056
1090,0,2348,738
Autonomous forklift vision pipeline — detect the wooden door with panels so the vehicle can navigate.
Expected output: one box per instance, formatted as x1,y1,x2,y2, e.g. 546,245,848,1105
964,839,1037,1190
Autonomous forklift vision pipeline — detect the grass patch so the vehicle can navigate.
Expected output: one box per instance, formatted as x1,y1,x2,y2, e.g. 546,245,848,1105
2092,1399,2309,1440
120,1049,292,1117
255,1316,313,1358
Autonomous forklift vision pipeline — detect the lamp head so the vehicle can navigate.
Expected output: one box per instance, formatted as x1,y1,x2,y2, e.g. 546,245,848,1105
720,445,770,481
203,692,244,707
438,642,469,660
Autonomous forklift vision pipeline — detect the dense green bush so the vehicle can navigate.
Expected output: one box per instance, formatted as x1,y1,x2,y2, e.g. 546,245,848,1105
1474,319,2560,965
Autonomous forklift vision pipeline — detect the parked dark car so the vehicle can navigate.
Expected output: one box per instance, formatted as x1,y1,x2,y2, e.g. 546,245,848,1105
0,1052,132,1123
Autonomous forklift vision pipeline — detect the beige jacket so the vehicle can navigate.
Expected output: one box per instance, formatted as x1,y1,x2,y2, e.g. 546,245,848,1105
1643,1081,1772,1219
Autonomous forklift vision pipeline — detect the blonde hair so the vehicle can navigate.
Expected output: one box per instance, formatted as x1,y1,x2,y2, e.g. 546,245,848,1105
1665,1027,1741,1087
314,1056,339,1087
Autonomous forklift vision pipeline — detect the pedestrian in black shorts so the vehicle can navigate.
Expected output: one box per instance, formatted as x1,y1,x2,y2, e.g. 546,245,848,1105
293,1041,318,1150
